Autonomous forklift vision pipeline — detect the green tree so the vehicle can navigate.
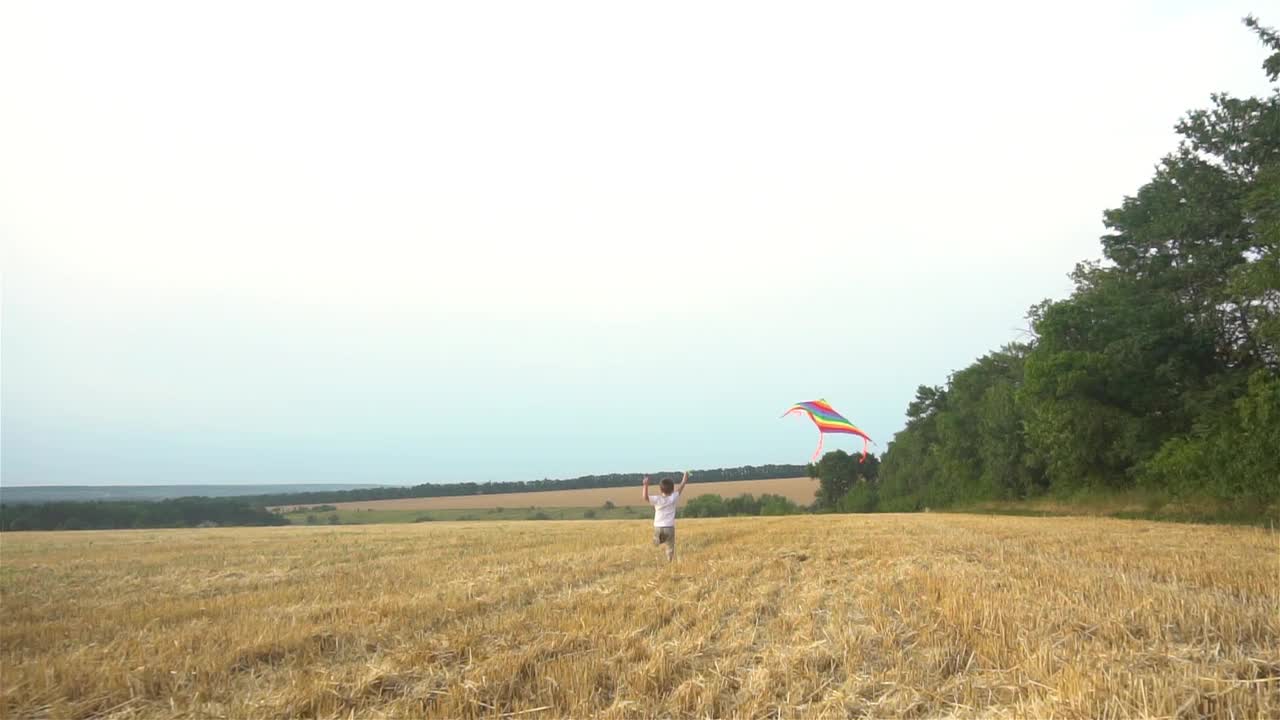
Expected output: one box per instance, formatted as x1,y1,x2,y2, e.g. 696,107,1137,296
835,483,878,513
814,451,880,510
758,494,801,516
873,17,1280,513
1021,268,1217,489
879,385,946,509
1021,17,1280,497
877,344,1042,509
1140,370,1280,504
682,494,727,518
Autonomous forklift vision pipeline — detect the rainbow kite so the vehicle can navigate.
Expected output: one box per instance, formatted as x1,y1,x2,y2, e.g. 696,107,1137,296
782,399,873,463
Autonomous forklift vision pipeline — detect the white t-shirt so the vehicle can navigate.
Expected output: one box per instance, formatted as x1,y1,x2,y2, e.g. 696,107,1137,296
650,492,680,527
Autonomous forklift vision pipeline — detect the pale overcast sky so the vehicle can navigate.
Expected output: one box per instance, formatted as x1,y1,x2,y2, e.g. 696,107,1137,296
1,1,1274,486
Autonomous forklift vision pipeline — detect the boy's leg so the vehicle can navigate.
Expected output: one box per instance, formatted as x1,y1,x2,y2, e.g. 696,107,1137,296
664,528,676,562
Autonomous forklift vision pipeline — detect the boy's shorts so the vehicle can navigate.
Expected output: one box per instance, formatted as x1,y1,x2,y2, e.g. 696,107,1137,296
653,526,675,546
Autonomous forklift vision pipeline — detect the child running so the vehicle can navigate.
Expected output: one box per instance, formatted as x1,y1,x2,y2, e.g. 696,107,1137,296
642,471,688,562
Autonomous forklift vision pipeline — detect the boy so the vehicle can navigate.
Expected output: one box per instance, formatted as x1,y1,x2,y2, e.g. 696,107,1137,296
642,471,688,562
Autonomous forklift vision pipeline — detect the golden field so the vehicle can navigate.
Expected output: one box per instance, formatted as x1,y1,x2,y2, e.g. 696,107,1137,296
1,514,1277,719
301,477,819,512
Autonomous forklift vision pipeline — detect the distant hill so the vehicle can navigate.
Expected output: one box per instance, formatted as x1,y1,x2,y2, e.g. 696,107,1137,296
0,465,811,531
0,484,392,505
0,464,810,510
247,465,809,508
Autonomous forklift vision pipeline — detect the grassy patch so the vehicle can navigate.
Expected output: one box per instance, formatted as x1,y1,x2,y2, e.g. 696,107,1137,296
2,515,1276,718
948,490,1279,527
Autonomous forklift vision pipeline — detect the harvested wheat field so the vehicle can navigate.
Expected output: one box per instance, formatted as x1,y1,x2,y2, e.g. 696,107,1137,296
308,476,818,512
2,515,1277,719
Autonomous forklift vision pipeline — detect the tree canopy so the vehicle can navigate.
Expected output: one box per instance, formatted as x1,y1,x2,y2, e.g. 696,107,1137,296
835,17,1280,517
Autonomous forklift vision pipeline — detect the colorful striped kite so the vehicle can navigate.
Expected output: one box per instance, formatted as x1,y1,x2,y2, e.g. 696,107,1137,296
782,399,873,463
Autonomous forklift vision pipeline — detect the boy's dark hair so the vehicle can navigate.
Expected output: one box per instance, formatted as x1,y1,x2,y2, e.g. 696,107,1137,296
659,478,675,495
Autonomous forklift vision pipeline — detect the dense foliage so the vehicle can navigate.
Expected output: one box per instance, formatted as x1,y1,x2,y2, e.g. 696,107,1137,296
249,464,806,507
826,18,1280,515
680,493,805,517
0,498,288,531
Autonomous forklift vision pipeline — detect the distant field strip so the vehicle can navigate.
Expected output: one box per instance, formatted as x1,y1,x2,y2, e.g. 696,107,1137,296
2,515,1276,719
309,476,818,511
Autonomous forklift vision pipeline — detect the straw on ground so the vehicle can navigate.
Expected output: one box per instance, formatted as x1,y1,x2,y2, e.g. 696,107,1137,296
1,514,1276,718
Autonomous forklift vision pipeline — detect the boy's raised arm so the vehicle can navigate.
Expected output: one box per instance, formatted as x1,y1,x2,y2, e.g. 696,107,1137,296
677,470,689,495
641,475,650,502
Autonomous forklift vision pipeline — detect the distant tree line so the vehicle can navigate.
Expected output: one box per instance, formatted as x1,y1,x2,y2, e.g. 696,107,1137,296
0,498,289,532
253,464,807,508
816,19,1280,518
0,464,808,531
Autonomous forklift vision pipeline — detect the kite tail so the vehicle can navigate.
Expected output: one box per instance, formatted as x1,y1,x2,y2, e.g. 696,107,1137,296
811,433,825,464
859,436,869,463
